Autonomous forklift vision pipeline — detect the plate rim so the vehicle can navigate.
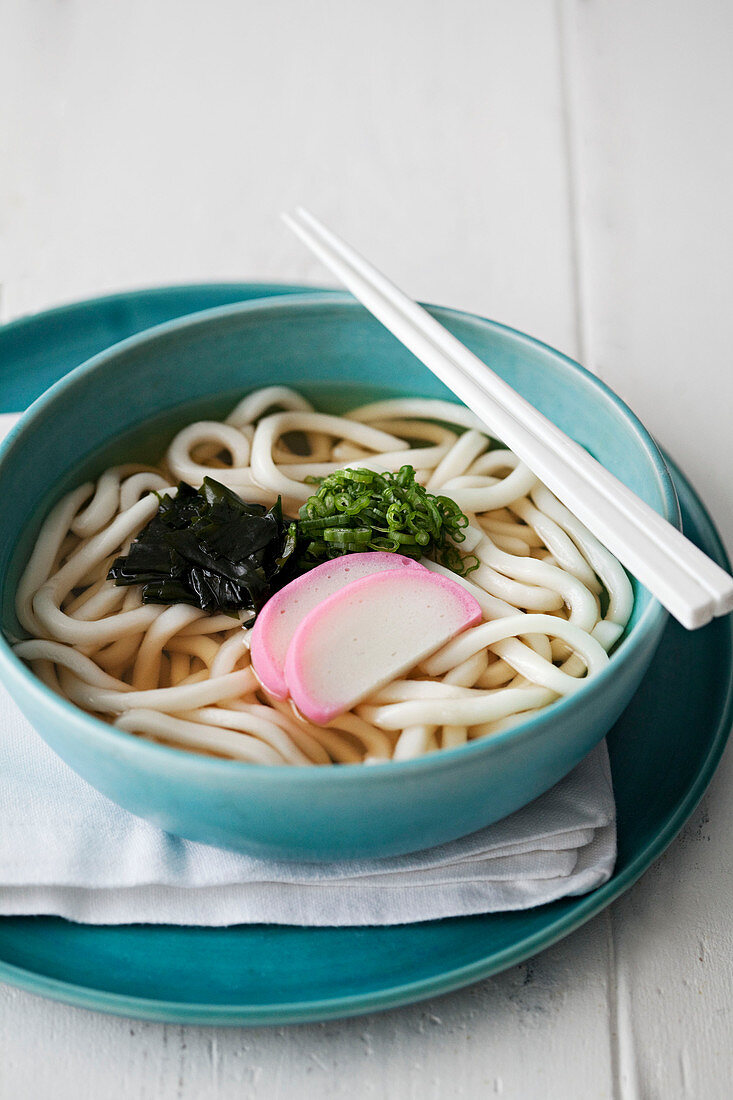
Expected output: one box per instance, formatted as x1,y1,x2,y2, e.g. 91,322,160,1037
0,286,730,1026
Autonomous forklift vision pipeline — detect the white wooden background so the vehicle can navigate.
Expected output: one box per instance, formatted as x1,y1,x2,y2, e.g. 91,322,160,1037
1,1,732,1097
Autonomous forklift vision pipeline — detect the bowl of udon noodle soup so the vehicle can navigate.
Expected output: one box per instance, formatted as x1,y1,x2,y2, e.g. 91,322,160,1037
0,295,678,860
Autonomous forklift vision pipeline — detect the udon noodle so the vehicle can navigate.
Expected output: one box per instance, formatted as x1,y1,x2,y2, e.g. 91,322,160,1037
13,386,633,764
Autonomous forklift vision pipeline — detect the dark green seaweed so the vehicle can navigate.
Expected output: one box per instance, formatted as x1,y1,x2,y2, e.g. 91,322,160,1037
108,478,299,618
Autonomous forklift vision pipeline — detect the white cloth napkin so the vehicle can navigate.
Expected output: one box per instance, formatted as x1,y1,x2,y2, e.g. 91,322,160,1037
0,688,616,926
0,413,616,926
0,412,20,442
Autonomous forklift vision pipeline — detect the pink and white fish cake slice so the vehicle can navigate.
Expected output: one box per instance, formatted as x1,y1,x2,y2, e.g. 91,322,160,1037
284,568,482,725
250,551,425,698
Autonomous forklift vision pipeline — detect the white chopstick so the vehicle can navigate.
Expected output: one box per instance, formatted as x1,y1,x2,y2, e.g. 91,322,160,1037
283,207,733,630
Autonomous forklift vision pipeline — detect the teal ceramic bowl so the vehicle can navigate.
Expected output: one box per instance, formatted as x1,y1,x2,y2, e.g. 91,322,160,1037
0,294,678,860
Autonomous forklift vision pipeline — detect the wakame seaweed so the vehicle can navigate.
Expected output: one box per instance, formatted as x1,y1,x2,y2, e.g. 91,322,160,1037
108,478,299,618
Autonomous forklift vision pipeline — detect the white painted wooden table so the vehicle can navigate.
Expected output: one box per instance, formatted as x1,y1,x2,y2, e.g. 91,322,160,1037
1,2,731,1096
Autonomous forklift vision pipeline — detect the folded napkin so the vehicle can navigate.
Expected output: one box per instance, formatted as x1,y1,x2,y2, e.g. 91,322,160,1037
0,412,20,441
0,413,616,926
0,687,615,925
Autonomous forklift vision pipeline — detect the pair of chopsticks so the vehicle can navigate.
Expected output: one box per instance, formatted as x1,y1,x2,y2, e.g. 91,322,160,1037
283,207,733,630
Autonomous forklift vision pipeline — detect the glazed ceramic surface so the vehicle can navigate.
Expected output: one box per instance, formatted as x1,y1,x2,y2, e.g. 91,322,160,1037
0,286,729,1025
0,292,676,860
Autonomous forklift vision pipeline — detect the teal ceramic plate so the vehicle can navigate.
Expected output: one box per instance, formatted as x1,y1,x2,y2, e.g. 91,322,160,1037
0,285,731,1025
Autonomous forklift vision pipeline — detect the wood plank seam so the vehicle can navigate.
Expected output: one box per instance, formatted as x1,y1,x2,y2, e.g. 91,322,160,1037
555,0,589,369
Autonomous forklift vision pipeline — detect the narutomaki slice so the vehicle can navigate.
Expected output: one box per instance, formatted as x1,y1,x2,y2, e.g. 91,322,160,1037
284,568,482,725
250,552,425,698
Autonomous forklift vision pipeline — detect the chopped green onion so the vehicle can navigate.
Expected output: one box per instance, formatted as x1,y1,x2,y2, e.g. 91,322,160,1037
298,465,479,575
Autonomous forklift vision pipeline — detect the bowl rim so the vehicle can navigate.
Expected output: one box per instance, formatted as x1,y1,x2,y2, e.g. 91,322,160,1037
0,291,676,780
